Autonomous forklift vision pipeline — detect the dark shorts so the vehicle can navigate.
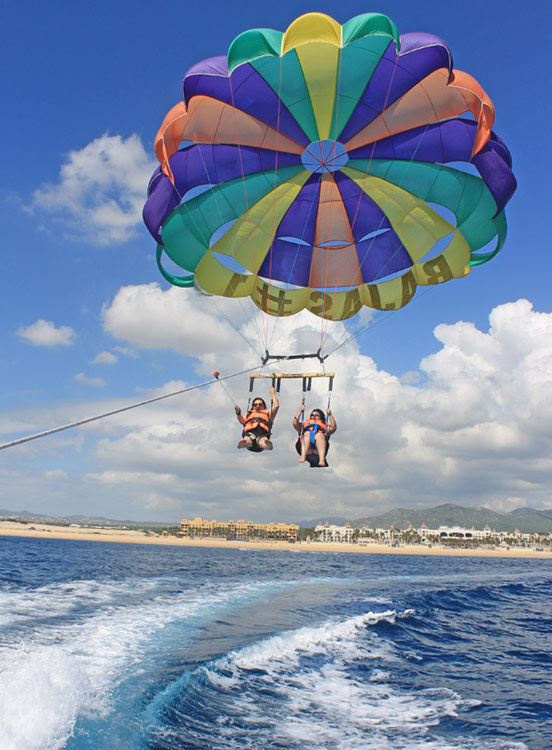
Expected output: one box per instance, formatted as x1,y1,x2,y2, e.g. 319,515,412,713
244,427,270,453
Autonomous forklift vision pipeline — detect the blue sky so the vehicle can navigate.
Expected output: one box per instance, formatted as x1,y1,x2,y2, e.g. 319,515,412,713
1,0,551,523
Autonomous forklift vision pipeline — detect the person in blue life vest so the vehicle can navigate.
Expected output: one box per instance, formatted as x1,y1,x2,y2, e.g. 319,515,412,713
235,386,279,452
293,407,336,467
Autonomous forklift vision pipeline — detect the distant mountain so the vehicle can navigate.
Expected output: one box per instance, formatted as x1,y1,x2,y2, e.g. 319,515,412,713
0,509,176,529
352,503,552,534
3,504,552,535
510,507,552,520
297,517,349,528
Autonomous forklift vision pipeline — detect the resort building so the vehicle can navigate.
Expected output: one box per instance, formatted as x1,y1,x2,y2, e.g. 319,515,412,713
359,522,547,547
314,522,355,543
180,517,299,541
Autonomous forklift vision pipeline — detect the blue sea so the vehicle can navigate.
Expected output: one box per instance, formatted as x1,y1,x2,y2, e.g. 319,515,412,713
0,538,551,750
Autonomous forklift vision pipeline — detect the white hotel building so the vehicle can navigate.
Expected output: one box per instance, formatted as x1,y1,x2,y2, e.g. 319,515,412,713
315,522,355,543
315,521,542,546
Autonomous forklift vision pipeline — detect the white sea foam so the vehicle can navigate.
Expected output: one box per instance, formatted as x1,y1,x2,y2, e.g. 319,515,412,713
0,646,90,750
185,609,527,750
0,576,173,629
0,578,296,750
225,609,397,673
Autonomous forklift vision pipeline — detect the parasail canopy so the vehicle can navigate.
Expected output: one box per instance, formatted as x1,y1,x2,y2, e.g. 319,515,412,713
143,12,516,323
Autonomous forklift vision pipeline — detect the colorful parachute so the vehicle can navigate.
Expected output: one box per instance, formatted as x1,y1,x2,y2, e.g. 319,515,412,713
143,12,516,321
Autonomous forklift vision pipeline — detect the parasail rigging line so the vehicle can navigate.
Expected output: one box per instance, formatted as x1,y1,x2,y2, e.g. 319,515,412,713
213,370,240,406
323,116,445,358
182,112,269,356
0,366,260,452
325,283,437,357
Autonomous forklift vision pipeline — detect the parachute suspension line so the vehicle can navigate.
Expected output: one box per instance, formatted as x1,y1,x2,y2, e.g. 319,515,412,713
265,310,310,354
318,43,346,351
316,50,399,357
268,54,283,298
321,34,443,359
325,283,437,357
348,54,399,234
264,53,326,360
204,295,264,360
264,54,293,356
228,76,270,351
0,366,261,452
159,139,265,354
324,116,444,358
265,178,319,356
182,108,267,358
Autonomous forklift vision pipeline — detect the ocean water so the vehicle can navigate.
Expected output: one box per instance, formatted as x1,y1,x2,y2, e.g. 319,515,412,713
0,538,550,750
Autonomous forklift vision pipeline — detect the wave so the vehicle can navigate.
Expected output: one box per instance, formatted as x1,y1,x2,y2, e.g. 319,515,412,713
144,609,527,750
0,577,307,750
0,548,544,750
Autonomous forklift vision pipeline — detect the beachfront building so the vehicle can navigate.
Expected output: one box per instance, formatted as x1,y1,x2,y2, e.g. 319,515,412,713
355,521,550,548
314,522,355,543
180,517,299,541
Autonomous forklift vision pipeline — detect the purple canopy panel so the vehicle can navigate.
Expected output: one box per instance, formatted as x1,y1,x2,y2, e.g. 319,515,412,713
168,144,301,197
183,55,229,79
334,172,412,283
183,62,310,147
349,119,477,163
471,146,517,214
398,31,453,69
143,168,180,243
339,36,454,144
258,176,320,286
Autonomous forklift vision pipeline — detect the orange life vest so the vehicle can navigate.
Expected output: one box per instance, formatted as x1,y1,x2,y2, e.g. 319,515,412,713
302,416,327,435
243,408,272,435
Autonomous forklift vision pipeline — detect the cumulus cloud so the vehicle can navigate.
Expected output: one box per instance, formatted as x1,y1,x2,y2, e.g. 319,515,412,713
113,345,139,358
28,134,156,245
101,283,254,357
4,299,552,522
44,469,68,481
74,373,106,387
94,298,552,520
91,351,117,365
17,319,76,347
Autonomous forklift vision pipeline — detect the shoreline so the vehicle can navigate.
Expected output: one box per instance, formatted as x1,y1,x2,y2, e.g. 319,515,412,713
1,522,551,559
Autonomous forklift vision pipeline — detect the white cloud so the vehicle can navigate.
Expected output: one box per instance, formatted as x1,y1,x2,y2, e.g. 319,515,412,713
44,469,68,481
91,351,117,365
17,319,76,347
113,345,139,358
85,470,176,485
3,299,552,522
28,134,157,245
101,283,253,357
74,373,106,387
95,298,552,519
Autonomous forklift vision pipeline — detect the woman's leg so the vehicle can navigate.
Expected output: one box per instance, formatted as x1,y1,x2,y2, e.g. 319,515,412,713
298,432,311,462
258,436,273,450
314,432,327,466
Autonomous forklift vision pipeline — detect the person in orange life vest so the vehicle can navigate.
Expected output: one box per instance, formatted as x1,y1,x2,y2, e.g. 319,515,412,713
293,407,336,467
235,386,279,452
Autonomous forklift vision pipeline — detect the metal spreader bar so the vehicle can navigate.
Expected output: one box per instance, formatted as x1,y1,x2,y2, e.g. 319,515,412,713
249,372,335,393
261,349,328,365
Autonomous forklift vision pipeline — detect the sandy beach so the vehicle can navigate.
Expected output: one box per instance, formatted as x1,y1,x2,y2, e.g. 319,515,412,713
1,521,551,559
